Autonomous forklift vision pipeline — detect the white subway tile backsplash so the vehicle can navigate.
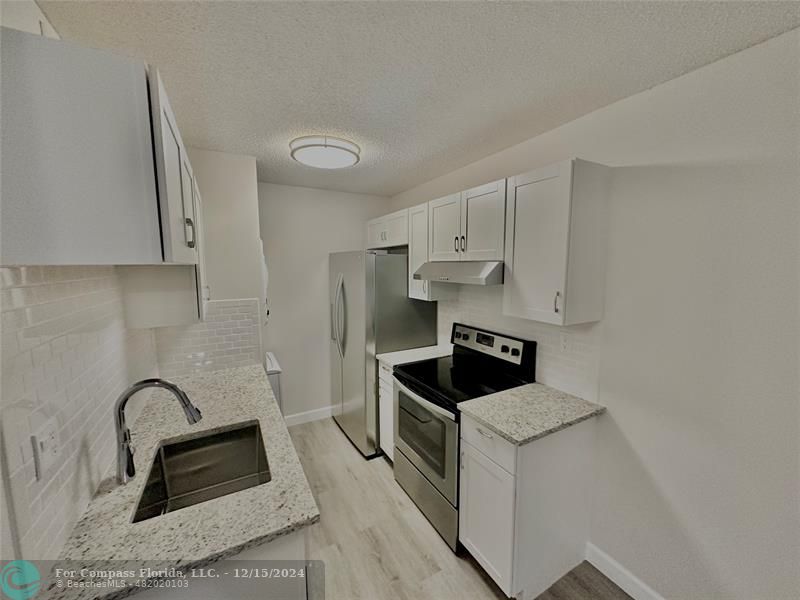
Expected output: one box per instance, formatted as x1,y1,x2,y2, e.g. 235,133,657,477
436,285,601,401
154,299,261,379
0,266,158,560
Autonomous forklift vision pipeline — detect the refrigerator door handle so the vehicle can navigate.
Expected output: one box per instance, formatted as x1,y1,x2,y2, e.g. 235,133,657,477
339,279,347,355
333,274,344,357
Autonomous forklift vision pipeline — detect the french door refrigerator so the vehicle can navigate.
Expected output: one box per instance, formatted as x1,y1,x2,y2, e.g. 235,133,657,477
329,250,437,457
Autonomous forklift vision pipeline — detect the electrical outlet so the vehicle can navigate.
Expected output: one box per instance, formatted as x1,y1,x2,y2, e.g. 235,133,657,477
560,331,570,353
31,417,60,480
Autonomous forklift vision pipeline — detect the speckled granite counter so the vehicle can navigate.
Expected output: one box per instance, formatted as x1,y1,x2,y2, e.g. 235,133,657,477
459,383,605,445
47,365,319,599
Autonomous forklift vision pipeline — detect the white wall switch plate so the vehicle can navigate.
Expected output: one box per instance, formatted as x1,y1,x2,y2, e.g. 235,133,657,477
560,332,570,353
31,417,60,480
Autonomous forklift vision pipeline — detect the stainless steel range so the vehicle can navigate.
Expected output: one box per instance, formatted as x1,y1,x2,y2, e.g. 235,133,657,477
392,323,537,550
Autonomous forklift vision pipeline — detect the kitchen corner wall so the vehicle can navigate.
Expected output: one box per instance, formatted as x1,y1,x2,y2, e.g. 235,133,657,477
390,30,800,600
0,266,158,560
257,183,389,421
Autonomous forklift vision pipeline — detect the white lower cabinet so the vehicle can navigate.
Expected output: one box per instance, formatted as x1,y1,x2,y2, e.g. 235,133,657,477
378,361,395,460
459,439,516,594
459,415,595,600
137,529,309,600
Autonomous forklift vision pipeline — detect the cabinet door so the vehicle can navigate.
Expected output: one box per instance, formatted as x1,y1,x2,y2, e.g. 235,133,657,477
428,193,461,261
503,163,572,325
461,180,506,261
408,203,432,300
150,69,198,265
366,217,385,249
181,157,198,255
384,209,409,246
193,177,210,320
378,382,394,460
459,440,515,595
0,28,162,265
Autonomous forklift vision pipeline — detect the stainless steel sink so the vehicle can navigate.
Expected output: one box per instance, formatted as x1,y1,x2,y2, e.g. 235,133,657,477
132,421,271,523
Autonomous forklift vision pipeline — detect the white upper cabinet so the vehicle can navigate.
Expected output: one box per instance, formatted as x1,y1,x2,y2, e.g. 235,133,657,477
428,193,462,261
150,70,199,265
503,159,610,326
407,202,433,300
192,177,210,321
0,28,199,267
366,208,408,249
428,181,506,262
367,220,385,249
460,180,506,261
0,27,163,266
119,173,209,329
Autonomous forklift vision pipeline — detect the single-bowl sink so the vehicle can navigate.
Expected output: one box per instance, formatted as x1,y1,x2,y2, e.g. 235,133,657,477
132,421,271,523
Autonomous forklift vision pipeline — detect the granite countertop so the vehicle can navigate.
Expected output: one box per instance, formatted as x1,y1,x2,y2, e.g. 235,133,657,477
47,365,319,600
376,343,453,367
459,383,606,445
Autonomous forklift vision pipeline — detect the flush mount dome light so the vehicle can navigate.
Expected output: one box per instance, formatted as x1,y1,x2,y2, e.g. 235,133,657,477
289,135,360,169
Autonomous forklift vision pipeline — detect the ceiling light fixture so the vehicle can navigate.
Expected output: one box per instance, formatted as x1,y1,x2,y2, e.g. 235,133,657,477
289,135,360,169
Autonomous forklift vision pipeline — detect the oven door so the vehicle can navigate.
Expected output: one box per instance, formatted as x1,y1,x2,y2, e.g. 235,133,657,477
393,376,458,506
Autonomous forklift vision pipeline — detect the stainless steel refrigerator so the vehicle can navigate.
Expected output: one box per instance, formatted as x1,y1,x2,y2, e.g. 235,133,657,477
329,250,437,457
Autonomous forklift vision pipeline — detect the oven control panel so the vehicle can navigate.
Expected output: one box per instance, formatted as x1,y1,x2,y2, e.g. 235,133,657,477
452,324,525,364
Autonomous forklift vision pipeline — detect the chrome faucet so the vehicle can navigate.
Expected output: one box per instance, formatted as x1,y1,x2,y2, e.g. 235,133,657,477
115,378,202,484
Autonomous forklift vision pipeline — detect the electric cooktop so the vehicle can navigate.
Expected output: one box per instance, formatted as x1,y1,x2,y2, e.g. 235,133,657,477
393,323,537,413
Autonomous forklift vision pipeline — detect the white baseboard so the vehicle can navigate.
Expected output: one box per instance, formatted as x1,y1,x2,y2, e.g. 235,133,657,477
283,405,333,427
585,542,664,600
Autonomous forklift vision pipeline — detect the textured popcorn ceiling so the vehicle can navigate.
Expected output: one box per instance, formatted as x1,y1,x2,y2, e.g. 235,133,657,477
39,1,800,196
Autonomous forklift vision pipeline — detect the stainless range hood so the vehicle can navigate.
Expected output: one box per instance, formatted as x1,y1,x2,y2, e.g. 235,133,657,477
413,261,504,285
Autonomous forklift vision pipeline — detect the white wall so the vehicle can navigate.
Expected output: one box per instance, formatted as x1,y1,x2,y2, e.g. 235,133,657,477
187,148,264,303
258,183,388,419
391,30,800,600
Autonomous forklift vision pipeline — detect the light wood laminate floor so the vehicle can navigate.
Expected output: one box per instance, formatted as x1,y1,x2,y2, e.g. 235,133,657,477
290,418,631,600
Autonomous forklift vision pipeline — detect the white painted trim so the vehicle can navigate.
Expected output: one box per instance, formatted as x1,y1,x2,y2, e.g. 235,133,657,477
283,405,334,427
585,542,665,600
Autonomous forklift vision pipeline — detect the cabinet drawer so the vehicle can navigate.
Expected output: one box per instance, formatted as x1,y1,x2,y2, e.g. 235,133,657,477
461,415,516,474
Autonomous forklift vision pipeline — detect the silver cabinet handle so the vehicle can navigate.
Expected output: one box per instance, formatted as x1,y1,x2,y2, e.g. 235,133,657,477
554,291,561,313
461,235,466,252
454,236,459,252
422,280,427,294
185,218,196,248
477,427,494,439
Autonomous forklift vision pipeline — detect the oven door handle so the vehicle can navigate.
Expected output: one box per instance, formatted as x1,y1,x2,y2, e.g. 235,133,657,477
393,377,456,422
